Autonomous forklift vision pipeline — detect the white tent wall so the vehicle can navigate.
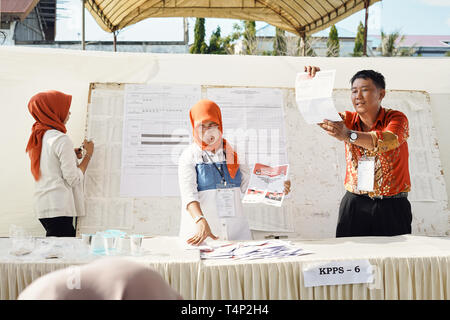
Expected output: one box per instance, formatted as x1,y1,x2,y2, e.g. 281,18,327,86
0,46,449,237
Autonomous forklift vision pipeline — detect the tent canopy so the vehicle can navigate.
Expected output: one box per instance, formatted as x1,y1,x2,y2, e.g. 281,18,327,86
85,0,380,36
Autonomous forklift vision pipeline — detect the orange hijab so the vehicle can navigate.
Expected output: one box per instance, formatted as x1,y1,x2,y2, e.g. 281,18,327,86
189,99,239,179
26,91,72,181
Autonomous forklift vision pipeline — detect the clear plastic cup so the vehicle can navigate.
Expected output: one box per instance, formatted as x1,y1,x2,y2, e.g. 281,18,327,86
117,236,130,255
90,233,105,255
103,235,118,255
81,234,93,247
130,235,144,256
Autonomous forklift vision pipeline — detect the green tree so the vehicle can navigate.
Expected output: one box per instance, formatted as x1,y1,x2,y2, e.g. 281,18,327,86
221,23,242,54
273,27,287,56
242,21,257,55
327,25,340,57
190,18,207,54
445,51,450,57
380,31,400,56
207,26,226,54
379,30,416,57
353,21,364,57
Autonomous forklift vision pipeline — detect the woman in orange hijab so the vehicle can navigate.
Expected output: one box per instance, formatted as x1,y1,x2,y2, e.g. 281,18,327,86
26,90,94,237
178,99,291,245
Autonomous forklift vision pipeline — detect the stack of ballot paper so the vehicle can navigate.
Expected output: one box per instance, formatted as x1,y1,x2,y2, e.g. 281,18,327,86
199,240,313,260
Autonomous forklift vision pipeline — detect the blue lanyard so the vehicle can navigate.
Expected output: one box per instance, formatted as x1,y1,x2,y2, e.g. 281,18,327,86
204,151,227,185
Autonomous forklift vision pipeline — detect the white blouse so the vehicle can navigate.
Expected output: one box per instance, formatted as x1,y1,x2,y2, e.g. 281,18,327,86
33,130,85,219
178,143,252,241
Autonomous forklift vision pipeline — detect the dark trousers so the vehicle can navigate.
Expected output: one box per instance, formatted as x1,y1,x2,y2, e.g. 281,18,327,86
336,191,412,237
39,216,76,237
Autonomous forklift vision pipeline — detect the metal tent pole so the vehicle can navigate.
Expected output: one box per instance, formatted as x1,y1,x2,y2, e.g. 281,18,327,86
363,0,369,56
81,0,86,50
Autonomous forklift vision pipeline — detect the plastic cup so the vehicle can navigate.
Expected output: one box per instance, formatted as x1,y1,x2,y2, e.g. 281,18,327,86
103,235,118,255
90,234,105,255
130,235,144,256
117,236,130,255
81,234,93,246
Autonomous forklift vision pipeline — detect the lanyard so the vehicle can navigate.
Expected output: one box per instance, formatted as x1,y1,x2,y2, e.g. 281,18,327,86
204,151,227,185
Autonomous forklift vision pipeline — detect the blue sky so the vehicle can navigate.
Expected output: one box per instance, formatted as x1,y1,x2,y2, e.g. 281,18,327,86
55,0,450,42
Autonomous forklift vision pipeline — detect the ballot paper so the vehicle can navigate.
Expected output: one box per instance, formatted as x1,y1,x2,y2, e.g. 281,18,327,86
199,240,312,260
295,70,342,124
242,163,289,207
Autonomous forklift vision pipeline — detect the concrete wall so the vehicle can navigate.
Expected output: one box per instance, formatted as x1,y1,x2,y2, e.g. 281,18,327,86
0,45,448,237
14,42,189,53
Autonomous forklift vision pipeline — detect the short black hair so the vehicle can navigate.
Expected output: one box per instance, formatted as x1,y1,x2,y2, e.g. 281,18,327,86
350,70,386,89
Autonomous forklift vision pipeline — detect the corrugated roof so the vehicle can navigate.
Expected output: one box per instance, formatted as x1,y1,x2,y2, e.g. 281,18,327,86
84,0,380,36
0,0,40,21
372,35,450,48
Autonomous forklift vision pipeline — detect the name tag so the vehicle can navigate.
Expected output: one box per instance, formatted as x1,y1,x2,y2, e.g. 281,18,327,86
357,157,375,192
303,260,374,287
216,184,236,218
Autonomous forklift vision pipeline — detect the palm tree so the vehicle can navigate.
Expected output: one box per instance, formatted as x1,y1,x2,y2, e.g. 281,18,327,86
273,27,287,56
380,31,416,57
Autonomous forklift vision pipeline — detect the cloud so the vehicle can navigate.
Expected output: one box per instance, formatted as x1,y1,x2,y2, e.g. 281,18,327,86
420,0,450,6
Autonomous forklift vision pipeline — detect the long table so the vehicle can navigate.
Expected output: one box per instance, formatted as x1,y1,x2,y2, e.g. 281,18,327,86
1,235,449,300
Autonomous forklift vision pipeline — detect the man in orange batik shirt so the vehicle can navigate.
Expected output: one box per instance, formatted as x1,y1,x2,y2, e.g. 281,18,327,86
305,66,412,237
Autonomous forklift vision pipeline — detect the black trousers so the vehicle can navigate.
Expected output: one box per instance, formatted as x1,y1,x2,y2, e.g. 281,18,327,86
336,191,412,237
39,216,76,237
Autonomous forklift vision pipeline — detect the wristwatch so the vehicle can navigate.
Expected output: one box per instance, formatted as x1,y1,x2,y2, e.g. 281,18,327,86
349,130,358,143
194,215,205,224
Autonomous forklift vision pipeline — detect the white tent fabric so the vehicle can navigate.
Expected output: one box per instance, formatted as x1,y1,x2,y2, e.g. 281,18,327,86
85,0,381,36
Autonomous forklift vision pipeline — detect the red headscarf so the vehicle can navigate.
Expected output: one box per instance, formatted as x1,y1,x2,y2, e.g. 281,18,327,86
26,91,72,181
189,99,239,179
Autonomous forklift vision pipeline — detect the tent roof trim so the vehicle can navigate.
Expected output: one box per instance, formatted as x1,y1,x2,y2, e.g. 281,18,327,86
85,0,380,36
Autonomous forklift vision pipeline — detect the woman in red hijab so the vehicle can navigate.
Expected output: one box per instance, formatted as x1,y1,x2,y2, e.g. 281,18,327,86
178,99,291,245
26,90,94,237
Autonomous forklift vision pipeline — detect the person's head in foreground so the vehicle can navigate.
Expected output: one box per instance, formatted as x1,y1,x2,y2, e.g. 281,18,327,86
18,257,183,300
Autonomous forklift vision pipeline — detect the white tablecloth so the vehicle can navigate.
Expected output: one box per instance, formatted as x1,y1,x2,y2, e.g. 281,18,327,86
0,236,199,300
1,235,449,300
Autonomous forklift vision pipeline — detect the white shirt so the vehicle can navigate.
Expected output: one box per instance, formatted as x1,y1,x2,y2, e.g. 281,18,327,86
33,130,85,219
178,143,252,241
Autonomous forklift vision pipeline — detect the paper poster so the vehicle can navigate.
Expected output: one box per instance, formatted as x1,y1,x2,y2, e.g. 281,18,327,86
120,84,201,197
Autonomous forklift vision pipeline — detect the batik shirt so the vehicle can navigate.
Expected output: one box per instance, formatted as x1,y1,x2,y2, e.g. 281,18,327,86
342,107,411,197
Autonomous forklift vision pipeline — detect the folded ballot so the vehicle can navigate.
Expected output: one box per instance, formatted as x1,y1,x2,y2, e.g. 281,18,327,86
242,163,289,207
199,240,313,260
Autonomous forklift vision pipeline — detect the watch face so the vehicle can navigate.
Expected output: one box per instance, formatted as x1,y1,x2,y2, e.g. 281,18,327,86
350,132,357,140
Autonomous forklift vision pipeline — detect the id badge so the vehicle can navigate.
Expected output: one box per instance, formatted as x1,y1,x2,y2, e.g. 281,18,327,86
357,157,375,192
216,182,236,218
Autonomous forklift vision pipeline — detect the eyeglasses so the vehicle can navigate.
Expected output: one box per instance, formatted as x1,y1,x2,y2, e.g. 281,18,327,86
198,123,219,130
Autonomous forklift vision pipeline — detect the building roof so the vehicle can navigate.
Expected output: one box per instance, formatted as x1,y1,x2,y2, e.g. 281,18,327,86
84,0,381,36
257,23,377,43
371,35,450,48
0,0,40,21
